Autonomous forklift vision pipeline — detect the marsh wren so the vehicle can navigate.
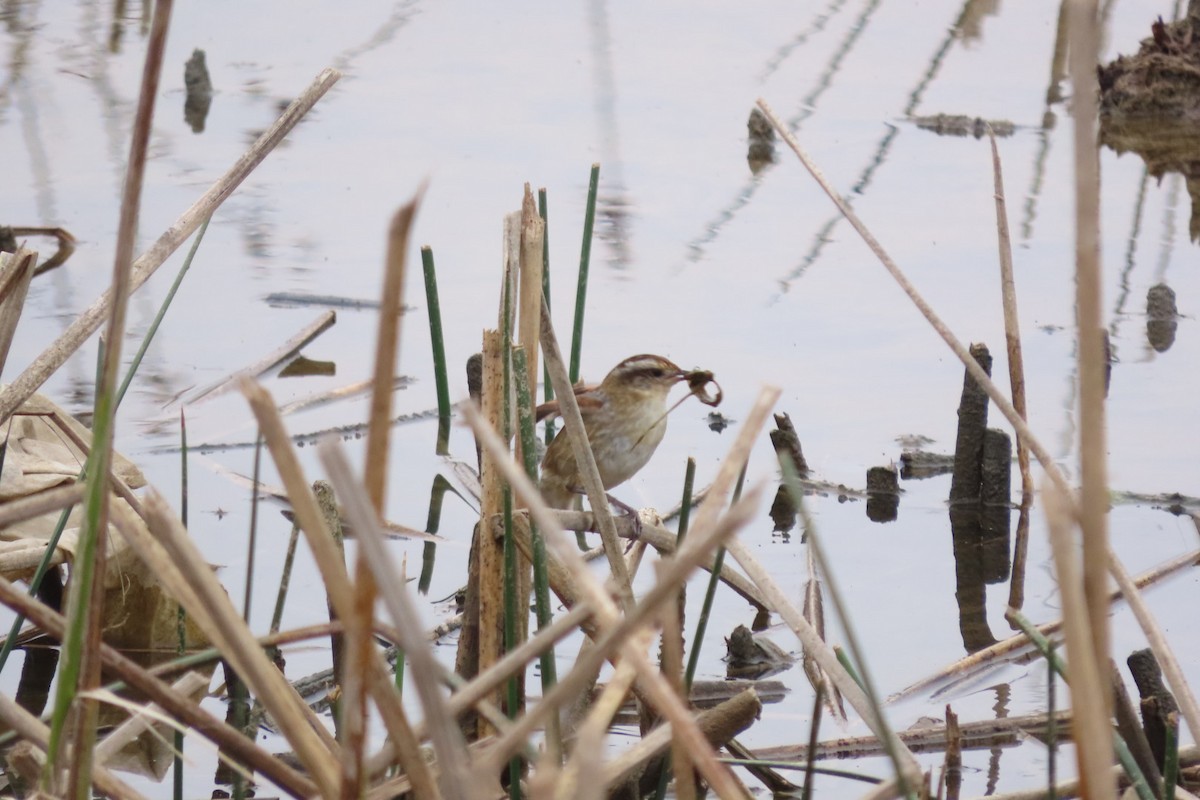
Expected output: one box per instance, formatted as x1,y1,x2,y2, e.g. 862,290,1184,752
536,354,693,511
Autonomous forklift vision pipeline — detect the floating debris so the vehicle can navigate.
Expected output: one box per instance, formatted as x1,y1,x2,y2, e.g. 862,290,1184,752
725,624,795,679
747,107,776,173
912,113,1016,138
264,291,408,312
184,48,213,133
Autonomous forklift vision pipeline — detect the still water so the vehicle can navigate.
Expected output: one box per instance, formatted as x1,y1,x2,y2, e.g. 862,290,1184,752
2,0,1197,796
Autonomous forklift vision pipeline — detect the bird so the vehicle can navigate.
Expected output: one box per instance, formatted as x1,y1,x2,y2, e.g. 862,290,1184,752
536,354,688,511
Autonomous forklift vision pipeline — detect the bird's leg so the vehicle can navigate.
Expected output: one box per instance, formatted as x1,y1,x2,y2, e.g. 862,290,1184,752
604,493,643,545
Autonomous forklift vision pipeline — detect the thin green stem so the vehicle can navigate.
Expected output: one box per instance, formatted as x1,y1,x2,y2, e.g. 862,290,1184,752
683,465,745,690
243,432,263,623
781,456,912,800
421,246,452,455
539,188,556,447
569,163,600,384
676,457,697,543
802,684,825,800
115,215,212,409
1048,640,1057,799
513,347,559,759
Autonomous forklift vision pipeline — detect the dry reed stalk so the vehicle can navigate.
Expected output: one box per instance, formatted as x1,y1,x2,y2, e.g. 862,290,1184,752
365,193,423,513
0,542,66,575
987,131,1031,499
564,627,645,756
0,248,37,373
802,545,845,721
1043,479,1114,800
560,639,645,800
64,5,174,792
1107,549,1200,748
313,482,347,688
462,399,761,799
753,98,1073,505
968,746,1200,800
553,511,767,609
445,602,591,727
722,532,922,784
897,544,1200,701
475,329,507,738
361,657,441,800
0,573,316,797
0,482,85,527
660,561,697,800
0,694,148,800
1066,0,1112,707
483,460,763,749
0,68,341,425
537,297,633,604
570,725,606,800
92,672,208,765
319,439,477,800
350,192,424,790
141,492,342,798
183,310,337,406
339,585,371,798
518,184,545,425
601,689,763,792
362,600,592,777
239,380,436,792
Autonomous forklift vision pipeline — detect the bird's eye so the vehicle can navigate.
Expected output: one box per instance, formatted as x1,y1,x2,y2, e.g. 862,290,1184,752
648,368,664,378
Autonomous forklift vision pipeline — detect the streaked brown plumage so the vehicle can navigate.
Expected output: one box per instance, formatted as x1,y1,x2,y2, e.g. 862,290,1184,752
537,354,686,510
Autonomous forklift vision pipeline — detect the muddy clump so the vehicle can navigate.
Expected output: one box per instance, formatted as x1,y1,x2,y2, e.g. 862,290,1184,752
1099,11,1200,239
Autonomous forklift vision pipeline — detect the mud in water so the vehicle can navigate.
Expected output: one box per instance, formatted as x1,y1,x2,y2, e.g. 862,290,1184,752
1099,12,1200,239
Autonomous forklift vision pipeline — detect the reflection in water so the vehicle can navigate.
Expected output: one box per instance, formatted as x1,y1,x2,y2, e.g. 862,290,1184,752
950,502,1001,652
1020,2,1068,242
1110,170,1150,347
688,0,881,273
775,0,972,296
1003,493,1032,623
985,682,1011,795
330,0,421,75
757,0,852,83
956,0,1000,44
1110,172,1186,359
587,0,632,271
769,483,796,537
946,345,1012,652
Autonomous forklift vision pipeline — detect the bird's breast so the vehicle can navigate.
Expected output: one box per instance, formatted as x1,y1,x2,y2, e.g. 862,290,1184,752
590,414,668,489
